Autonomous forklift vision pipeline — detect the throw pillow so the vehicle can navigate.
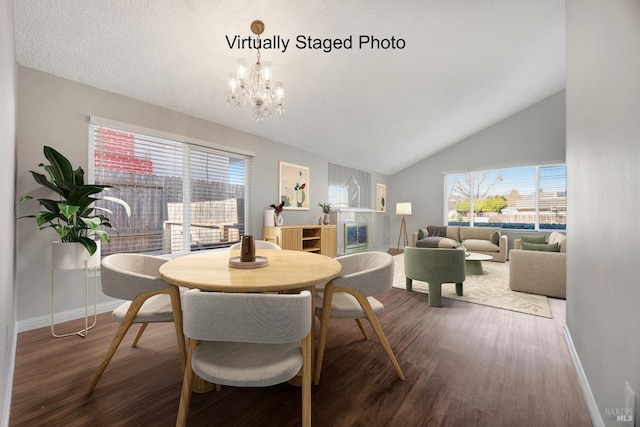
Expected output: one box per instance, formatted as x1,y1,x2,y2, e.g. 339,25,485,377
520,242,560,252
520,234,546,244
418,228,429,240
490,231,500,245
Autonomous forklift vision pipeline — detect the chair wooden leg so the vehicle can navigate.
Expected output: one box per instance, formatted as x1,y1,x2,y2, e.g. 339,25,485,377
350,291,405,381
87,293,149,394
176,339,198,427
301,332,312,427
428,283,442,307
355,319,369,339
314,283,336,385
131,323,148,348
168,285,187,368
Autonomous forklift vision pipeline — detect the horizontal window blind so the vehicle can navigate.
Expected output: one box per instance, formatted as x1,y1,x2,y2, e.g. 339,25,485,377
89,121,253,256
445,164,566,230
538,165,567,229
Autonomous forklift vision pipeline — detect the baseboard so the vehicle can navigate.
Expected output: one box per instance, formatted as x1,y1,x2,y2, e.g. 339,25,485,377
16,300,123,333
563,324,605,427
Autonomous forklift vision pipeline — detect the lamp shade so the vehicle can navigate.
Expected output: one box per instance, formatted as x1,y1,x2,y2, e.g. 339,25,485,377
395,202,412,216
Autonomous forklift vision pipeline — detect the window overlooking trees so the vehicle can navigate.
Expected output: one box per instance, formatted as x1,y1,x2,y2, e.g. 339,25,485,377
445,164,566,230
89,118,253,256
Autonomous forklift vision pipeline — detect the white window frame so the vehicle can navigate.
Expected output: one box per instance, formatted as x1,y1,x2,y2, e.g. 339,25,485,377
88,116,254,256
443,163,567,231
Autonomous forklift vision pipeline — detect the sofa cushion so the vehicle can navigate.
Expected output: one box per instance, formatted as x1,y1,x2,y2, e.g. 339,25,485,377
521,242,560,252
520,234,546,244
490,231,500,245
438,238,459,248
416,237,458,249
418,228,428,240
463,239,499,252
426,225,448,237
547,232,566,253
446,226,460,241
459,226,499,241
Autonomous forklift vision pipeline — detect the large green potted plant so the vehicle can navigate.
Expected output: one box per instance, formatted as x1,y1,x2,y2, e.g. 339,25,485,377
20,146,131,269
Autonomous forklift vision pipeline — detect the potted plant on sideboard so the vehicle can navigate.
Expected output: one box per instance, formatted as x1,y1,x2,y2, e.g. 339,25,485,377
20,146,131,270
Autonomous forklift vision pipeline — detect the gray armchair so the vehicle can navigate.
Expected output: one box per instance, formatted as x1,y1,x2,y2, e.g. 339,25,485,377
404,247,466,307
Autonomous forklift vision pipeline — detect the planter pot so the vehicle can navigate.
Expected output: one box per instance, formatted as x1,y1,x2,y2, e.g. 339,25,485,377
52,241,101,271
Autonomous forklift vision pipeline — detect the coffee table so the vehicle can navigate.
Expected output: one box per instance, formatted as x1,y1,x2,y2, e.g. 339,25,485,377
465,252,493,275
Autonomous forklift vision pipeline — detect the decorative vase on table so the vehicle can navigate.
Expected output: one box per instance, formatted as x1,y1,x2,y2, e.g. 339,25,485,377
318,202,331,226
264,209,275,227
275,213,284,226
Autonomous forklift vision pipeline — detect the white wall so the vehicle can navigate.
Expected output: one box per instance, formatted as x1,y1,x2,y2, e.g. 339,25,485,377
566,1,640,425
15,66,390,324
0,0,16,423
390,91,566,243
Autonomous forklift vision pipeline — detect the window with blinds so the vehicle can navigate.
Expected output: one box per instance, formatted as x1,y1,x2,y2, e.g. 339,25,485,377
445,164,566,230
89,120,253,256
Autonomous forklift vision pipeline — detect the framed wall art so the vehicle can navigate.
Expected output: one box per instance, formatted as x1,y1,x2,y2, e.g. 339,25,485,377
376,183,386,212
278,161,310,210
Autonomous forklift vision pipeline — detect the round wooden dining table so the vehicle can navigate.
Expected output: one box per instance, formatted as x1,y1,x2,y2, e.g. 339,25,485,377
159,249,342,293
159,249,342,393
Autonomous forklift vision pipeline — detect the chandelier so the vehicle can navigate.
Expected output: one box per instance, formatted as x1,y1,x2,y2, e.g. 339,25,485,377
227,20,285,121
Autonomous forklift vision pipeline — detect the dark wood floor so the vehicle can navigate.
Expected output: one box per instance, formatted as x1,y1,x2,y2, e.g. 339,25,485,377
9,290,592,427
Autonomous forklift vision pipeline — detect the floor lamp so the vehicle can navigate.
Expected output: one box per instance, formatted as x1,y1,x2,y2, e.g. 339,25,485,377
396,202,412,250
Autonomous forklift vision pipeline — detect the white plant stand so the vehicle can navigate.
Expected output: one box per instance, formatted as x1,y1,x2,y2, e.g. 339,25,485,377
50,241,100,338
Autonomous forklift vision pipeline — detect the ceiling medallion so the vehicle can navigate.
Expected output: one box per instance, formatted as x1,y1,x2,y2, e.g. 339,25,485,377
227,20,285,121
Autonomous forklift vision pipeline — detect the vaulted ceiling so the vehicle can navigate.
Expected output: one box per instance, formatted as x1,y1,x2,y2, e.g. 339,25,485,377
14,0,565,175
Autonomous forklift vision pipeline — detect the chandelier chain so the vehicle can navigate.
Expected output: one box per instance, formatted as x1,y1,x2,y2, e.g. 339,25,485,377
256,33,261,64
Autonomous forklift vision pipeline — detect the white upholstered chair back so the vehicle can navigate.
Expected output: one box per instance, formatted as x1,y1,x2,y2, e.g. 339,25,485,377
332,251,394,296
182,289,311,344
228,240,281,251
100,253,170,300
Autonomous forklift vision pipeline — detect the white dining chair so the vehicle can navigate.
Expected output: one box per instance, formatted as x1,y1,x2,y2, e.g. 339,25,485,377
314,251,405,385
228,240,281,250
176,289,312,427
87,253,186,394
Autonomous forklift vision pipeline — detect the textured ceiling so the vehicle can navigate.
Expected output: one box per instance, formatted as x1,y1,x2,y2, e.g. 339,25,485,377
14,0,565,175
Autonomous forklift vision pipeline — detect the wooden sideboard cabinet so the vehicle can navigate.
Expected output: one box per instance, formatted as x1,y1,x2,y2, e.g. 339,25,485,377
262,225,337,258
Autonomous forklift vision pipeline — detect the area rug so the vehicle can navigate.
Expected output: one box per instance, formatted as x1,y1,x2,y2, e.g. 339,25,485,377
392,254,552,318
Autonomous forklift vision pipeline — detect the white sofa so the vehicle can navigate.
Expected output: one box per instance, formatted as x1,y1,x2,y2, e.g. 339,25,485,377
411,225,508,262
